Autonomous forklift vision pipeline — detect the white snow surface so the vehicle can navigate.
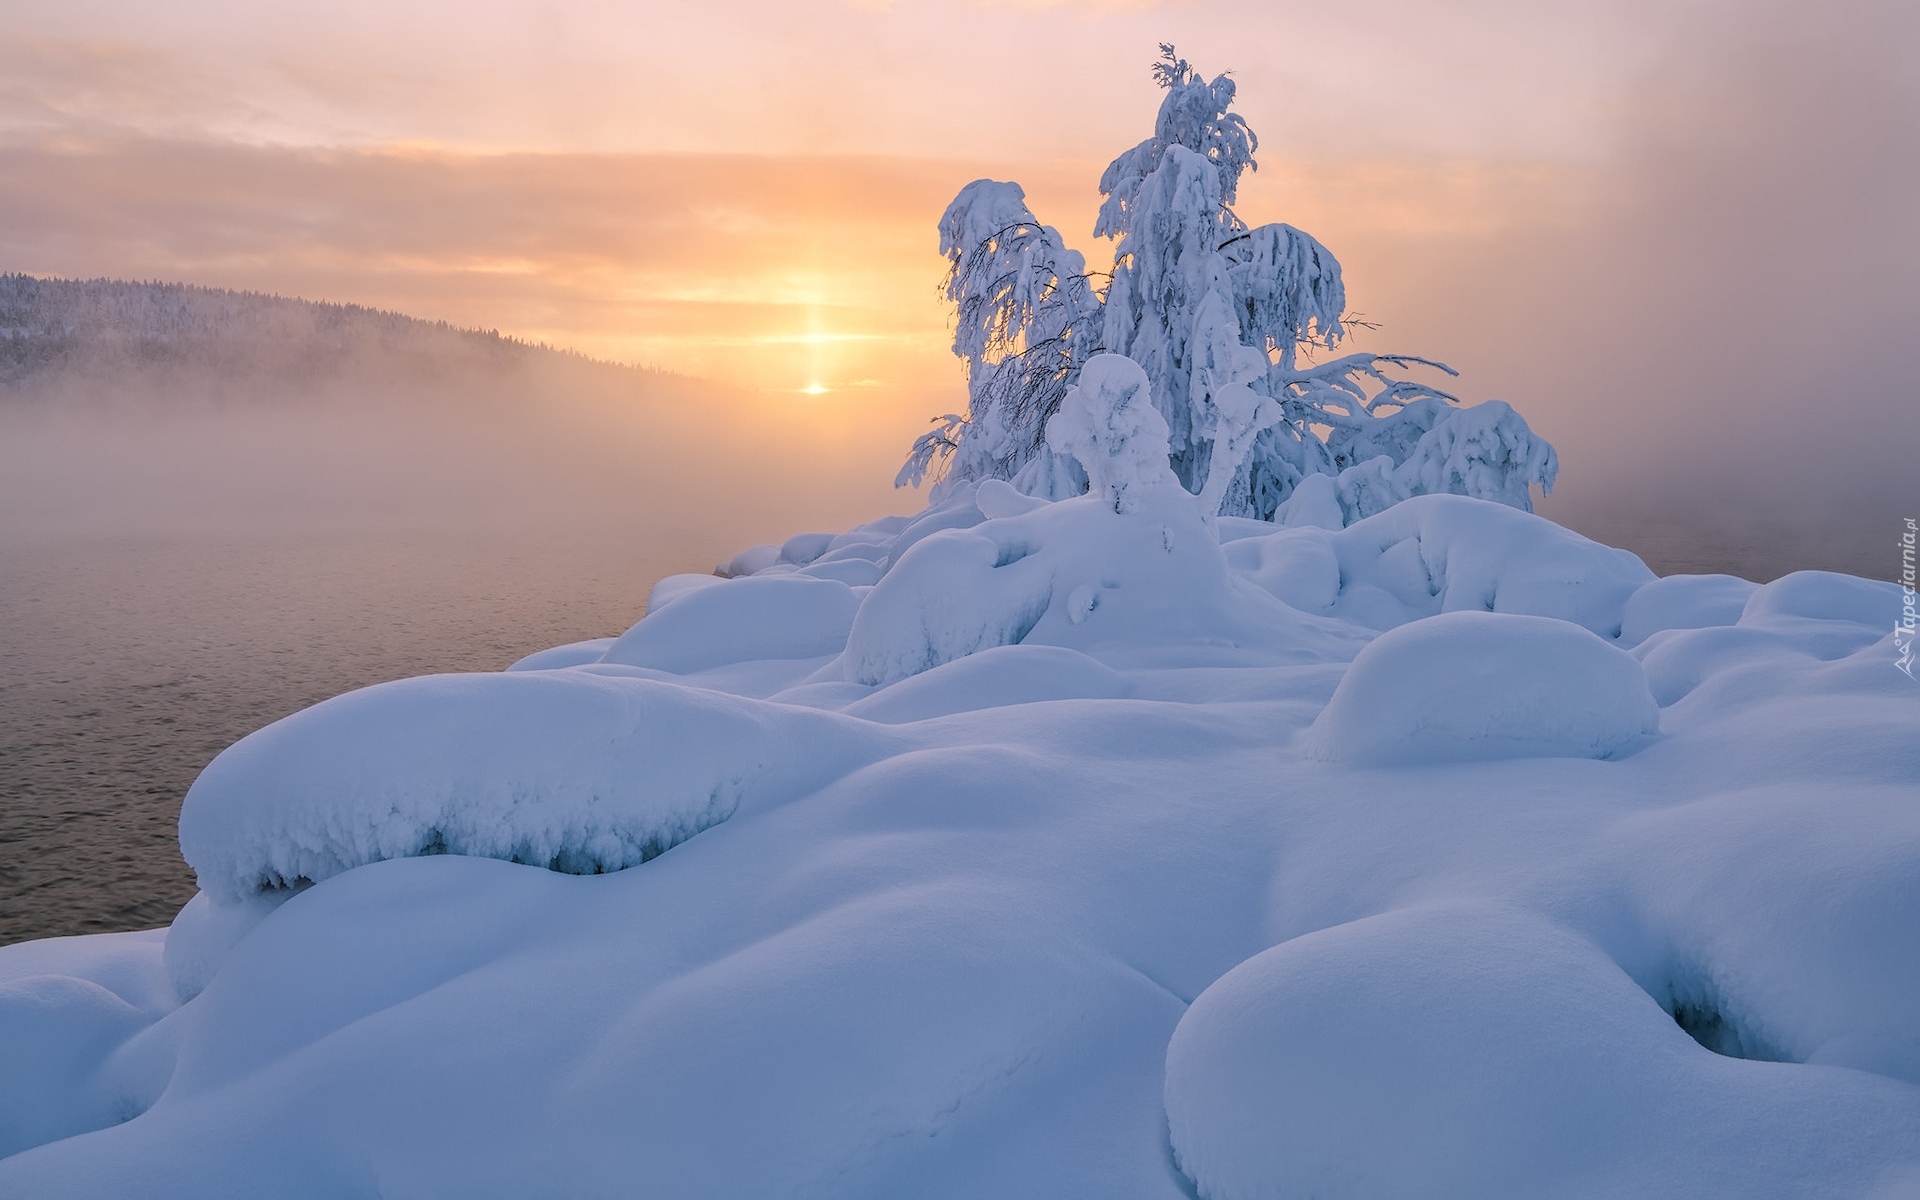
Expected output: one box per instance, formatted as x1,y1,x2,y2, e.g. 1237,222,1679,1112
1042,353,1181,515
1303,610,1660,765
3,485,1916,1198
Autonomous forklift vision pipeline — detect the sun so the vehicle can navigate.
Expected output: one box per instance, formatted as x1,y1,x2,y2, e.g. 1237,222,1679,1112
799,382,830,396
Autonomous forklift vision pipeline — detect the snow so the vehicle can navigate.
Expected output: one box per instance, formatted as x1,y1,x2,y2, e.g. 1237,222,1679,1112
5,479,1917,1197
1164,903,1920,1200
1618,572,1755,646
503,636,615,671
602,574,861,673
1303,610,1660,765
1330,399,1561,522
0,930,170,1161
1225,492,1655,636
177,670,892,903
842,483,1352,689
1040,353,1178,514
1742,568,1900,628
842,644,1131,725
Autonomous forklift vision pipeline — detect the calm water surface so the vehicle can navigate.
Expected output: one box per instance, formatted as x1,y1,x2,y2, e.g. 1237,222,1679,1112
0,513,1890,945
0,527,682,944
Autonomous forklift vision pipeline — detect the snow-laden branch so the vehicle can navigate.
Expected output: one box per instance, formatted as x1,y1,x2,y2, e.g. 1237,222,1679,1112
902,46,1559,523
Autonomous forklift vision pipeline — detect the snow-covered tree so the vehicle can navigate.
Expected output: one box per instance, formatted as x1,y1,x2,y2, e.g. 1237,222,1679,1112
898,181,1101,491
905,45,1558,523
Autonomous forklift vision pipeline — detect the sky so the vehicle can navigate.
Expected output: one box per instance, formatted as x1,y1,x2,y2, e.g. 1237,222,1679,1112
2,0,1915,554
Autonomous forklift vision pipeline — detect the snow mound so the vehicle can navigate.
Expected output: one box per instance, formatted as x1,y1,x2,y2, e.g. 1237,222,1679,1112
504,637,615,671
162,890,294,1003
178,670,889,903
1226,494,1654,636
844,644,1131,724
842,485,1346,687
1618,574,1756,646
778,531,836,565
1305,610,1658,765
1163,904,1920,1200
644,572,728,612
1612,784,1920,1084
1741,569,1900,628
1267,470,1343,530
0,930,172,1162
603,574,861,674
0,974,155,1159
1633,599,1894,707
1043,353,1179,514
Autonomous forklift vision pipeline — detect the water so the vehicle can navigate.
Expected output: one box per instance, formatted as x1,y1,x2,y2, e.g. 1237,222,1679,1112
0,511,1891,947
0,527,682,945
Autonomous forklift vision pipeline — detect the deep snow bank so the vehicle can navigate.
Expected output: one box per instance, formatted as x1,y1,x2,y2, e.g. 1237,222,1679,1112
2,478,1915,1199
179,670,892,903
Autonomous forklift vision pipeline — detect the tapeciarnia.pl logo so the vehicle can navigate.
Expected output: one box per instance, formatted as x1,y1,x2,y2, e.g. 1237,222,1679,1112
1898,518,1917,679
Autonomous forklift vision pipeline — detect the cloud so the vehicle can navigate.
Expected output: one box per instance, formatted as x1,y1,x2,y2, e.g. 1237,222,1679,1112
1,0,1667,159
3,0,1909,577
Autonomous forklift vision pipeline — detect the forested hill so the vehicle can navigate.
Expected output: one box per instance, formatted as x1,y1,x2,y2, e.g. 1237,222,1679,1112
0,274,639,399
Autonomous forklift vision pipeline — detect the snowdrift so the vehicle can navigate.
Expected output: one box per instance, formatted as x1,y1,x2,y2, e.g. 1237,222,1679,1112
1303,609,1660,765
2,481,1914,1199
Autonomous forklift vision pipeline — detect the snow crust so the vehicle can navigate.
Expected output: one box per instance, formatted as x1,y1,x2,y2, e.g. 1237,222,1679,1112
5,481,1917,1198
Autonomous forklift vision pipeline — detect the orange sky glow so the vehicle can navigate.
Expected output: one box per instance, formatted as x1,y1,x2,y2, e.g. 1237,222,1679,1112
0,0,1635,403
3,0,1912,531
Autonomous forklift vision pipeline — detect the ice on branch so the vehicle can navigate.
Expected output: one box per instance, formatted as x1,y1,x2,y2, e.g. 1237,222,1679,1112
903,44,1558,523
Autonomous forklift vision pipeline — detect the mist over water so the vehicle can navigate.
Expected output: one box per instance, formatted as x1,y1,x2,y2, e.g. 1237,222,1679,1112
0,349,919,943
0,528,672,941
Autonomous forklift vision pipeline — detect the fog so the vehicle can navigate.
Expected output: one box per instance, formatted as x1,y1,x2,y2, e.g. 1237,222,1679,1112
0,352,921,571
1350,0,1919,577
